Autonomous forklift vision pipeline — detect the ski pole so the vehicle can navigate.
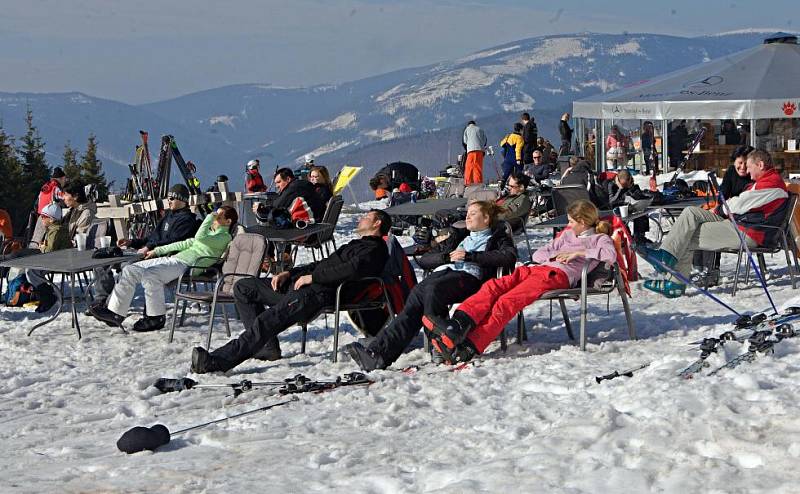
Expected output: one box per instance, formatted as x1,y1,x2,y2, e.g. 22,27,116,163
117,397,297,454
638,247,742,317
595,362,650,383
709,170,778,315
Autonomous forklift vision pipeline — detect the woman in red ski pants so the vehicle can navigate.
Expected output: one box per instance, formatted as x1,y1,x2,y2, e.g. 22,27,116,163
423,200,617,363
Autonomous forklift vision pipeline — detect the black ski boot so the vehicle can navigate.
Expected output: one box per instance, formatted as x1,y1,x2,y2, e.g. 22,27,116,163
191,347,232,374
132,315,166,332
422,310,475,363
88,304,125,328
253,337,282,361
35,284,58,313
344,342,384,372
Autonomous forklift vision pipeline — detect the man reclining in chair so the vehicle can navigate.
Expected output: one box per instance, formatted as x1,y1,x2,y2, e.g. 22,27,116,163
191,209,391,374
344,201,517,371
422,200,616,363
89,206,237,332
640,149,788,298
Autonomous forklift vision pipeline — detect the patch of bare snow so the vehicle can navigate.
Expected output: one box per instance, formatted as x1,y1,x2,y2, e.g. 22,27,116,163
608,40,643,56
305,140,358,157
298,112,358,132
457,45,521,64
208,116,237,128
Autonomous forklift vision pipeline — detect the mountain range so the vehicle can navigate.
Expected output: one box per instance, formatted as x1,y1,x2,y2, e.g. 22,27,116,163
0,31,777,199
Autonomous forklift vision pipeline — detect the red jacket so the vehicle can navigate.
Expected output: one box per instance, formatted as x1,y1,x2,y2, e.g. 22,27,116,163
37,179,64,214
725,168,788,246
246,169,267,193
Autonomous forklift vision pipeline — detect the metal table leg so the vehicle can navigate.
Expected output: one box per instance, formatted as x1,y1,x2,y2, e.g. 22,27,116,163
70,272,81,339
27,275,64,337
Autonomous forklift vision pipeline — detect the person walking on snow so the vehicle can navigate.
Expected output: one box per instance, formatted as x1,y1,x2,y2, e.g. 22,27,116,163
89,206,236,332
521,112,538,165
559,112,573,156
422,200,616,363
463,120,488,185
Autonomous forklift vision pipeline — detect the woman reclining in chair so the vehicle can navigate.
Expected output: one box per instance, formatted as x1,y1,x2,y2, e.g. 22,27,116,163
344,200,517,371
422,200,616,363
89,206,237,332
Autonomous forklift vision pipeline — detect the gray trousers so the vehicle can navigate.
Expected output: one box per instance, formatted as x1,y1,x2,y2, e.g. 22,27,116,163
660,206,756,277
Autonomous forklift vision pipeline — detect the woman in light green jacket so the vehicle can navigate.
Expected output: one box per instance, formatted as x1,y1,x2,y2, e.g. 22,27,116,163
89,206,238,332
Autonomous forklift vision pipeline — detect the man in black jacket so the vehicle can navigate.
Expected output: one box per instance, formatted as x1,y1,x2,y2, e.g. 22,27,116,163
92,184,199,303
521,112,538,165
254,168,325,222
345,202,517,371
599,170,651,243
191,209,392,374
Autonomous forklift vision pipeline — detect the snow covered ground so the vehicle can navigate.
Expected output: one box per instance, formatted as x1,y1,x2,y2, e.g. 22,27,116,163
3,210,800,493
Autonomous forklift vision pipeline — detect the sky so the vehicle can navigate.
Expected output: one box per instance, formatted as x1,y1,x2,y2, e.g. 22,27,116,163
0,0,797,104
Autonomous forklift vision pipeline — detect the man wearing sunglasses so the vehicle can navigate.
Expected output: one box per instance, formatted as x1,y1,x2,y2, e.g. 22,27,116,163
91,184,199,308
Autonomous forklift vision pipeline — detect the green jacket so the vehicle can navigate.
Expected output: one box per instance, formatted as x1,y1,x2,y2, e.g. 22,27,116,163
42,221,71,253
153,214,232,274
498,192,532,222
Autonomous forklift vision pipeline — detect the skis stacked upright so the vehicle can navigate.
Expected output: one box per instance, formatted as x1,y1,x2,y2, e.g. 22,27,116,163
155,135,173,199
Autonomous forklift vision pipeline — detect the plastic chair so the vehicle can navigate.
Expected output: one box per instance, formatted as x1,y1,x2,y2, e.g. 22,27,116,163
168,232,266,349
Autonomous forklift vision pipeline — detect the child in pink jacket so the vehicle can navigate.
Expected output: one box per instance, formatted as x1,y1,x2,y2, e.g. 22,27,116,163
423,200,617,363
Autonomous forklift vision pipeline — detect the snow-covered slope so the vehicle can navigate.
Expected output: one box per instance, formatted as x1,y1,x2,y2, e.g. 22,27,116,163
0,31,777,187
2,212,800,492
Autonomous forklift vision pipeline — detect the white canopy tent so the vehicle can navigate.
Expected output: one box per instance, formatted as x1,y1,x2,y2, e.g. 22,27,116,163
572,33,800,171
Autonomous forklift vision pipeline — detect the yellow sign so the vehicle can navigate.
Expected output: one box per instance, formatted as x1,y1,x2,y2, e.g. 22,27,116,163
333,166,362,195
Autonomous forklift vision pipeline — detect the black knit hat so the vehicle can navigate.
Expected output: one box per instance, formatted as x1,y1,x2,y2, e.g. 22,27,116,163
52,167,66,179
168,184,190,202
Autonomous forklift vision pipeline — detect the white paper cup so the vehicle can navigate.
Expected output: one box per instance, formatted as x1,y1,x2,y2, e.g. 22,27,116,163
75,233,87,251
619,205,629,218
100,235,112,248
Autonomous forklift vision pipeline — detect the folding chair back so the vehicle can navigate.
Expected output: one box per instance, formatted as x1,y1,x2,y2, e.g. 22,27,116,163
552,185,591,216
220,232,267,294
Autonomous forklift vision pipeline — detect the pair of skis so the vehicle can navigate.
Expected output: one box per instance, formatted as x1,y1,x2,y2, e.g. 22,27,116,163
597,308,800,383
153,371,372,398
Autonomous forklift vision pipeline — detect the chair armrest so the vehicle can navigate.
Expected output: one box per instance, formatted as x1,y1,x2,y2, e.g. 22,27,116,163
213,272,258,294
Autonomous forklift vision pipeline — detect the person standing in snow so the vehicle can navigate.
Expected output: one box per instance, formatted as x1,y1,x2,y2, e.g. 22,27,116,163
89,206,236,332
499,123,525,189
30,167,68,246
422,200,616,364
462,121,488,185
559,112,573,156
245,160,267,193
294,154,315,181
344,201,517,371
521,112,538,165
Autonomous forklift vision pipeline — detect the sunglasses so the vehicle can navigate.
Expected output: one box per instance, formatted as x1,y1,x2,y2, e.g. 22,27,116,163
167,194,182,201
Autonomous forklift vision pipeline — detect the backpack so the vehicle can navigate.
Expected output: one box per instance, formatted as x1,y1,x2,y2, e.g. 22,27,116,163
266,208,293,229
4,273,35,307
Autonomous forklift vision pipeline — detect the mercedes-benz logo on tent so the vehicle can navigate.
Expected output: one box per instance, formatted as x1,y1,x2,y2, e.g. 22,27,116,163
683,76,724,88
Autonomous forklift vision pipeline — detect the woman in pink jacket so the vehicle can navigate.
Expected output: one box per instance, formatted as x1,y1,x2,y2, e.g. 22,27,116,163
423,200,617,363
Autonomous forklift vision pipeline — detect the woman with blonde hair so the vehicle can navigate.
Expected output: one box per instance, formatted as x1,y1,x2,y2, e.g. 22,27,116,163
423,200,617,363
308,165,333,205
345,200,517,371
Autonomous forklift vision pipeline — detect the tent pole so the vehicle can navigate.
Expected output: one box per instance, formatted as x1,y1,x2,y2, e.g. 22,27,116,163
661,120,669,173
600,119,606,172
750,118,757,147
